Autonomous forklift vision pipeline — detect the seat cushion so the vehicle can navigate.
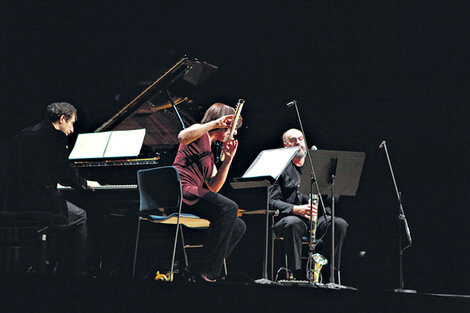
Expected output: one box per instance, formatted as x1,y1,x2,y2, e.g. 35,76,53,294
144,213,210,229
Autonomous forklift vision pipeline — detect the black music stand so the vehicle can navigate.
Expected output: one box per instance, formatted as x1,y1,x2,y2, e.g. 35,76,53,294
231,147,300,284
168,58,218,129
300,149,365,288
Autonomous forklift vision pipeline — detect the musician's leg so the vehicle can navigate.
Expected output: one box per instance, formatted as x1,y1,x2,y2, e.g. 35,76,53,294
316,215,348,271
53,201,87,274
225,217,246,259
66,201,88,273
273,215,308,275
333,217,348,271
187,192,244,277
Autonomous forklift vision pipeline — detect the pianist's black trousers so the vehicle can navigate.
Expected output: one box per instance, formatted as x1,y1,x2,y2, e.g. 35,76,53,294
48,201,88,274
273,214,348,276
182,191,246,277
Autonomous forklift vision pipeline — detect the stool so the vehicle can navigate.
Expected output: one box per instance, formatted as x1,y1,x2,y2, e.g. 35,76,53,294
0,211,48,275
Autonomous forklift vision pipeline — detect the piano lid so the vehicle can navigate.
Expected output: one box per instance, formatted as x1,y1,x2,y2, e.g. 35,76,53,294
94,57,218,148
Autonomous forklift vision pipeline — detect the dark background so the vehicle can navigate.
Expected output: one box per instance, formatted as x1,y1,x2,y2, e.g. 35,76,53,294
0,0,468,294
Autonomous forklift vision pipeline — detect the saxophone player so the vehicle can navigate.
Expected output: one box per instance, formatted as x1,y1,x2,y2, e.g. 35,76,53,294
269,128,348,280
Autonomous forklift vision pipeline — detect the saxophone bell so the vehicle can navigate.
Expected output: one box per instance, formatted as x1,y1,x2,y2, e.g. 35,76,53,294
312,253,328,283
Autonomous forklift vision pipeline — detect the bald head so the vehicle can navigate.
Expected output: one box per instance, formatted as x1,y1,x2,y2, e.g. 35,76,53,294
282,128,302,144
282,128,307,160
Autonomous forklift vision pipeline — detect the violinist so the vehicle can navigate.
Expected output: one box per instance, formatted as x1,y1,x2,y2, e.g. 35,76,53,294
172,102,246,282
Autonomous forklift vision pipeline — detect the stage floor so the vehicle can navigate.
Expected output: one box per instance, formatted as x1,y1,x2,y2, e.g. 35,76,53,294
1,276,468,313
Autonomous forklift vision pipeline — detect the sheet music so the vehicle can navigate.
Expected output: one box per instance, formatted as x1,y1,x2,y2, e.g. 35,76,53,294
242,146,300,180
69,132,111,159
69,129,146,159
103,129,146,158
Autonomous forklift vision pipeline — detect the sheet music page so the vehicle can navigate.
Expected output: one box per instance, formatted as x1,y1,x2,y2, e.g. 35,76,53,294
242,146,300,180
69,132,111,159
103,128,146,158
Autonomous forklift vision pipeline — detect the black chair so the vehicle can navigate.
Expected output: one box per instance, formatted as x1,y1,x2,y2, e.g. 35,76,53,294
0,211,48,276
132,166,223,281
271,234,324,281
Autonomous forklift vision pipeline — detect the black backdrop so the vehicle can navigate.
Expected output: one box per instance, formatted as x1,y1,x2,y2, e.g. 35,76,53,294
1,0,468,294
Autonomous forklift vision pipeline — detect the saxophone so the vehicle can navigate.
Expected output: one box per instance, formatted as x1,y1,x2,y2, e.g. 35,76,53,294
306,194,328,283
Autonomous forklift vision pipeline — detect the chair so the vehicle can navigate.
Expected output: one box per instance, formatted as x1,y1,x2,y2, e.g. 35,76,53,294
131,166,226,280
0,211,48,276
144,214,228,279
271,234,323,281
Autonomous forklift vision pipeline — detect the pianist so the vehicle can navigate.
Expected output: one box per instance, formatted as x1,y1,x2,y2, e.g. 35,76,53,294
173,102,246,283
3,102,100,276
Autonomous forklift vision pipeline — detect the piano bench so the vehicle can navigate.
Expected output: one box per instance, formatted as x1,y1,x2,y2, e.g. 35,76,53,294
0,212,48,276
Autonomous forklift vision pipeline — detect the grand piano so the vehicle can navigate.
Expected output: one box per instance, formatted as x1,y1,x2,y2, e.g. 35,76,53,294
59,57,218,274
68,57,218,187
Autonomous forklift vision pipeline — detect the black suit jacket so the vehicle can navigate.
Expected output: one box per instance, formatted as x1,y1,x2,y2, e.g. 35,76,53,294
269,161,336,218
3,120,87,225
269,162,309,217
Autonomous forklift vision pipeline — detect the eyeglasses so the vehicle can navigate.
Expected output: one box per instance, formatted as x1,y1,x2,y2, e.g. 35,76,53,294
285,136,304,143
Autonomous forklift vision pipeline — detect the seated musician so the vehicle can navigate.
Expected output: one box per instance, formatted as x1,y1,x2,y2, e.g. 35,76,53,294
172,102,246,283
2,102,100,276
269,128,348,281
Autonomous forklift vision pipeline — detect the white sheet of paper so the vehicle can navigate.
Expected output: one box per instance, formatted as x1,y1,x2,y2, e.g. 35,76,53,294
242,146,300,180
69,132,111,159
104,129,146,158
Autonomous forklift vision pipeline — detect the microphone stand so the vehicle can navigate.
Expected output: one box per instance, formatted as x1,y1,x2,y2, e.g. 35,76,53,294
288,100,329,285
379,141,416,293
166,88,186,130
328,157,338,286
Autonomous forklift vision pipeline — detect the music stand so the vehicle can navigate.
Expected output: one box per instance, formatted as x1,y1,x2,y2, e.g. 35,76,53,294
168,58,218,129
300,149,365,288
231,147,300,284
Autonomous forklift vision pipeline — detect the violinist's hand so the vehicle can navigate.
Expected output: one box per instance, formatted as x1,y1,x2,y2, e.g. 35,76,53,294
213,115,234,130
292,204,318,220
222,138,238,162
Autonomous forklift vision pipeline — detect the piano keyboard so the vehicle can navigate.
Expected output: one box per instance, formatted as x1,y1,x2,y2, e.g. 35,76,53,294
58,184,138,191
72,158,159,168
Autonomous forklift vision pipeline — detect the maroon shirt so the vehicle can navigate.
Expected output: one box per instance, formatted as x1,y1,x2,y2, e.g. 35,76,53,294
173,134,214,205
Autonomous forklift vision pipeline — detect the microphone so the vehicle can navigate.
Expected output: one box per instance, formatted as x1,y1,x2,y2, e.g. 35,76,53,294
329,157,338,182
379,141,386,149
286,100,297,108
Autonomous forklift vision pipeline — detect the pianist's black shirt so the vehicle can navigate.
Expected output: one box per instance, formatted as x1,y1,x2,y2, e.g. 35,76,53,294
3,120,87,225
